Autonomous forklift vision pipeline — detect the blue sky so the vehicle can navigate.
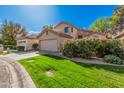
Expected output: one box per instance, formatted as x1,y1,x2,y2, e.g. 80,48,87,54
0,5,117,34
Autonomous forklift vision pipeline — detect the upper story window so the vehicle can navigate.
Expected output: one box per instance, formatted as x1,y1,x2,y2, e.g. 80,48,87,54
78,35,83,39
64,27,73,33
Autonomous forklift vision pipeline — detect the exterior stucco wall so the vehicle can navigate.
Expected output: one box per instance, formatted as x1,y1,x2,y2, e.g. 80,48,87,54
17,39,38,51
39,30,71,51
17,39,27,50
54,23,78,39
39,31,60,51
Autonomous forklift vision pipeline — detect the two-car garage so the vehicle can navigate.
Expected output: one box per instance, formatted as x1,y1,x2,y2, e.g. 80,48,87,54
38,29,72,52
39,39,58,52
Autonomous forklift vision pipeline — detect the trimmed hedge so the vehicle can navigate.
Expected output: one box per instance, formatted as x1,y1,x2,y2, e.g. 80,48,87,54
104,55,124,65
17,46,25,51
62,39,124,59
32,43,38,50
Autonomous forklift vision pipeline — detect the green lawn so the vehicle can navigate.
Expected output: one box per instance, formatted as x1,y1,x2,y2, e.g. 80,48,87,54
0,51,16,55
18,54,124,88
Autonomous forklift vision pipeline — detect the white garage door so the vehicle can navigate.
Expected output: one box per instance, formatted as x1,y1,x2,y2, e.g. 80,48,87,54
40,39,58,51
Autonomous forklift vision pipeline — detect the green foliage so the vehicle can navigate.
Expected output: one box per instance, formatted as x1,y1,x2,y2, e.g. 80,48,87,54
17,46,25,51
96,39,124,59
62,40,78,57
89,12,120,34
113,5,124,33
90,18,112,32
0,19,28,45
62,39,124,59
104,55,124,65
32,43,38,50
63,39,100,58
3,45,17,50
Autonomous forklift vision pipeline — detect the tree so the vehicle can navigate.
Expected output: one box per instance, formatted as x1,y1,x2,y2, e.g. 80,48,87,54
113,5,124,32
0,20,28,45
43,25,54,30
89,16,120,34
90,18,112,33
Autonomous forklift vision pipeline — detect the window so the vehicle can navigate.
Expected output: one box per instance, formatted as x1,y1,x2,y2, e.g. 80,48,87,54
64,27,73,33
78,35,83,39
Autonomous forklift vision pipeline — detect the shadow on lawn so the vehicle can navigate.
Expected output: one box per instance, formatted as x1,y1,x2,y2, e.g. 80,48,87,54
42,54,65,60
41,54,124,74
76,62,124,74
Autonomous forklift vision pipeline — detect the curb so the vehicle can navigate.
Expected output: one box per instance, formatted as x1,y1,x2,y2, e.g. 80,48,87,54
0,57,36,88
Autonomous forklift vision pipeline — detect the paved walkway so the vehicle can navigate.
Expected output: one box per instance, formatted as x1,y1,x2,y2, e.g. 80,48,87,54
0,57,36,88
40,51,124,66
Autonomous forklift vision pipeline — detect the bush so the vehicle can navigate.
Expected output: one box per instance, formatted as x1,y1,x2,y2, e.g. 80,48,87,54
17,46,25,51
63,39,100,58
104,55,124,65
32,43,38,50
63,40,79,57
96,39,124,59
4,45,17,50
62,39,124,59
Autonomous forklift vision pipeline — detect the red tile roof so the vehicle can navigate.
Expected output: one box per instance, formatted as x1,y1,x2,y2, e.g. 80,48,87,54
18,34,38,40
38,29,73,39
78,29,106,36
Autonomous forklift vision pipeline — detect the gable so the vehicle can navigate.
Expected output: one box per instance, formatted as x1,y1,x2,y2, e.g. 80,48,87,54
54,22,78,33
39,30,58,40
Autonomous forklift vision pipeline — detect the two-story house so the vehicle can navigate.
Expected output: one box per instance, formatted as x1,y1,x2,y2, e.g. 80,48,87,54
38,22,107,52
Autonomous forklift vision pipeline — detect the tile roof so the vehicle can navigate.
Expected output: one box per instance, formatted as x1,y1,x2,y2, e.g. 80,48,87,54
38,29,73,39
17,34,38,40
78,29,107,36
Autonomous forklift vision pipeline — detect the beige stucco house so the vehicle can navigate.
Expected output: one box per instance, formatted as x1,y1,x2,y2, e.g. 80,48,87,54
38,22,107,52
17,35,39,51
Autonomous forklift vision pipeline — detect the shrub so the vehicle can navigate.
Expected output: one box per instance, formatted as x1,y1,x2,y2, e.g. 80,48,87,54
62,39,124,59
4,45,17,50
17,46,25,51
32,43,38,50
62,39,100,58
96,39,124,59
104,55,124,65
63,40,79,57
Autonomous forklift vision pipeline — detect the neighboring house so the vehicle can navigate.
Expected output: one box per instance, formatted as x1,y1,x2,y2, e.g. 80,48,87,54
115,29,124,46
115,29,124,39
17,34,39,51
38,22,107,52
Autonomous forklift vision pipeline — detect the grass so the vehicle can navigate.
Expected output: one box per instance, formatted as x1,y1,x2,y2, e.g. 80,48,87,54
18,54,124,88
0,51,16,55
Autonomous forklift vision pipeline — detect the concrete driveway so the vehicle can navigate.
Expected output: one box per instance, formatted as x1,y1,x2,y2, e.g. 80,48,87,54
1,51,40,60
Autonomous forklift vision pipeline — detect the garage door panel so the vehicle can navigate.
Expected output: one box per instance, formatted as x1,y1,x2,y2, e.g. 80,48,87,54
40,39,58,51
